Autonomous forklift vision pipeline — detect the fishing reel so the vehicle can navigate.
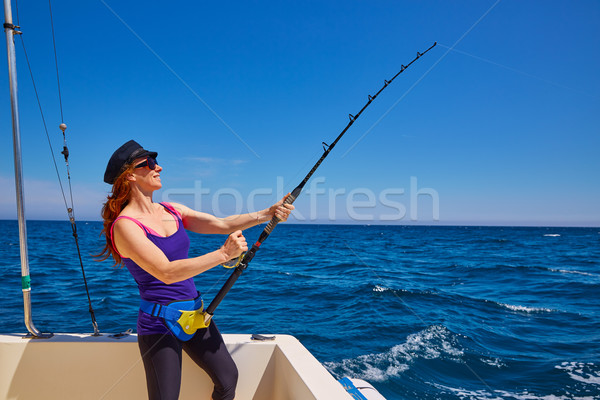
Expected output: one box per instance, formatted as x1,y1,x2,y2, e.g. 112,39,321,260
221,252,245,269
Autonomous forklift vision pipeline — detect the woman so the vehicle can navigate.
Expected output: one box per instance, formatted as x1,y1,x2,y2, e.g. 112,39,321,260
98,140,293,400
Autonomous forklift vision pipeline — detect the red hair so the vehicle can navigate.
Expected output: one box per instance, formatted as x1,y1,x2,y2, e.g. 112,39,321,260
96,164,136,267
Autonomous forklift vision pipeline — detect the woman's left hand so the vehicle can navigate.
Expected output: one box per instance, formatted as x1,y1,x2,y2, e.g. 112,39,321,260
268,193,295,222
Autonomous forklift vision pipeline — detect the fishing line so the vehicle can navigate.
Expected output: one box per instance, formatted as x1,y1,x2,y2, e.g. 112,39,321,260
437,43,598,99
342,0,503,159
47,0,63,123
202,42,437,324
269,147,326,218
14,0,100,335
100,0,260,158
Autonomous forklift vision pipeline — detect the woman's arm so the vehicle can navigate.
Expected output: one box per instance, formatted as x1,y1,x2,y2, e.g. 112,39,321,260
113,218,247,284
169,194,294,235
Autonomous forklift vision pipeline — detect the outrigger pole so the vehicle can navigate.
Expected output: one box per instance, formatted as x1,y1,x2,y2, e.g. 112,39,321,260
3,0,51,338
203,42,437,324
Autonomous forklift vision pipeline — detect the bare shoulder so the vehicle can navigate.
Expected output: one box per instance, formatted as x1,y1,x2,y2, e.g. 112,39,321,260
162,202,222,233
162,201,189,216
112,217,146,240
114,216,166,260
163,202,212,220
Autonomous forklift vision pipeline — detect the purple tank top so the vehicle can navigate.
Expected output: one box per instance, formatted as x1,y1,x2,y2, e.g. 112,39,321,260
113,203,197,335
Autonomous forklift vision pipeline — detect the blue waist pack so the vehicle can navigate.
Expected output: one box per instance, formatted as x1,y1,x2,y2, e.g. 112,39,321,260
140,294,209,341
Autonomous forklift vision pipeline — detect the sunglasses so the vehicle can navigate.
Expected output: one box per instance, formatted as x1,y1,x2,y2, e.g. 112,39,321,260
134,157,158,170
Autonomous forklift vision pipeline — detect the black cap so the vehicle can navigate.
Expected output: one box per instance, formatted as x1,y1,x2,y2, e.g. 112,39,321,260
104,140,158,184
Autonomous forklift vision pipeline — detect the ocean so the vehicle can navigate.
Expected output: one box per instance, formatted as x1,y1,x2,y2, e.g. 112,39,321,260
1,221,599,399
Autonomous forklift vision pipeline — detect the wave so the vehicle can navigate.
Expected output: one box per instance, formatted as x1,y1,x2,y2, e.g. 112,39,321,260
544,234,561,237
372,285,387,293
370,284,561,315
443,262,600,281
431,382,597,400
497,302,556,314
555,362,600,385
323,325,463,382
498,264,598,278
548,268,598,277
272,270,315,279
480,357,506,368
373,284,402,294
370,285,435,297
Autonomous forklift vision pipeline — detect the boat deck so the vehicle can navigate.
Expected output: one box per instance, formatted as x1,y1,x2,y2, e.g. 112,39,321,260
0,333,352,399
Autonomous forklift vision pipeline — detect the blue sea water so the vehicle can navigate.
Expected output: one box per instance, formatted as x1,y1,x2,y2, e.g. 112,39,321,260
1,221,599,399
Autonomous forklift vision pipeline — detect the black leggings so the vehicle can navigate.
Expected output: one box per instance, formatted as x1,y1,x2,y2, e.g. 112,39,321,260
138,322,238,400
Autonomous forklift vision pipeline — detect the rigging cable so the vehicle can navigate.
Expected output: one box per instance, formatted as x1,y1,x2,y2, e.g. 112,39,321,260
47,0,63,123
14,0,100,335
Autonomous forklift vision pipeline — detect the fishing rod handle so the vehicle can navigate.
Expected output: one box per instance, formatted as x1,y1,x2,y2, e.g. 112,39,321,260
263,186,301,235
205,266,244,315
221,188,298,269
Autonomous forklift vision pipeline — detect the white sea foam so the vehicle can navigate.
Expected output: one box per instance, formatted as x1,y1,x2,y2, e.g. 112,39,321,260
544,234,561,237
324,325,462,382
373,285,388,293
480,357,505,368
555,362,600,385
549,268,596,277
432,382,597,400
498,302,555,313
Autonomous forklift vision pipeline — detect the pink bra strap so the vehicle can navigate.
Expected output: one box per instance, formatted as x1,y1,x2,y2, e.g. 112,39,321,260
160,202,183,225
110,216,161,258
110,204,182,258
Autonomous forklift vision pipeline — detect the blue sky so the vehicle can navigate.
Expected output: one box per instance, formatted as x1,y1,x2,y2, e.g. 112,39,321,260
0,0,598,226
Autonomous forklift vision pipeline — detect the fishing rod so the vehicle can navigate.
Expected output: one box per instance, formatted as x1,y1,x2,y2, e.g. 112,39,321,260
203,42,437,324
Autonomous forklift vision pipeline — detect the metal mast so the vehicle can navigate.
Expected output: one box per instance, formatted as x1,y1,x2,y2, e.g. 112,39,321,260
3,0,50,338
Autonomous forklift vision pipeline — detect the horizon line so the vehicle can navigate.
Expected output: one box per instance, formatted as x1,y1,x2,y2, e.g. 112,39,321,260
0,218,598,229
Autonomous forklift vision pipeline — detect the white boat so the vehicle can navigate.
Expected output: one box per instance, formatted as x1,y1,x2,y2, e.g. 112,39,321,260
0,333,355,399
0,1,385,399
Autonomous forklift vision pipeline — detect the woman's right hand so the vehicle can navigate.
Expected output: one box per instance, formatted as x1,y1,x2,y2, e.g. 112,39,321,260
220,230,248,261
